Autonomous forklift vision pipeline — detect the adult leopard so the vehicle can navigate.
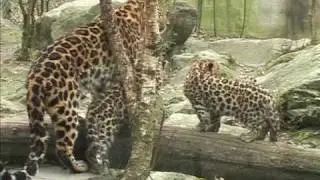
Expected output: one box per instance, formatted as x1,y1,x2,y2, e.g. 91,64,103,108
0,0,145,179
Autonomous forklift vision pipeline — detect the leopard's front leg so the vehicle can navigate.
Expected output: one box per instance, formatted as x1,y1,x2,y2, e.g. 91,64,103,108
208,111,221,132
193,104,215,132
239,121,269,143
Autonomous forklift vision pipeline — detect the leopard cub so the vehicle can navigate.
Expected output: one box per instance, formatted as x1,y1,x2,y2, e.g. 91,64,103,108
183,59,280,142
85,75,128,174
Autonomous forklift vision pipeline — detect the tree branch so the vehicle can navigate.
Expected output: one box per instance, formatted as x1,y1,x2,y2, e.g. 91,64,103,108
18,0,27,16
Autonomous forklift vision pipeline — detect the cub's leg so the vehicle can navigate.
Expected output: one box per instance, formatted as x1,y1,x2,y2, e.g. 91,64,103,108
193,104,212,132
207,112,221,132
85,97,118,174
240,120,269,143
267,110,280,142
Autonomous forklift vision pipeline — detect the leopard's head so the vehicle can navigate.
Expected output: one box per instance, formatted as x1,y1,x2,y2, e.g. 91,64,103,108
189,59,220,79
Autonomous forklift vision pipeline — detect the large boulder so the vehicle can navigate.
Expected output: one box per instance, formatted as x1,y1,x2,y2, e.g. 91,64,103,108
259,44,320,129
185,38,311,66
43,0,101,39
165,2,198,46
0,17,21,62
33,0,197,51
155,2,198,60
33,0,127,49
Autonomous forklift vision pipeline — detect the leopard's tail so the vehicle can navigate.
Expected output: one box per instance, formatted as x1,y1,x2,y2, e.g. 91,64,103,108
0,164,31,180
1,82,49,180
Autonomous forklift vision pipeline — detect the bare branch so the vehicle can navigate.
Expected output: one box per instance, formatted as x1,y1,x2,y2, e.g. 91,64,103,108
29,0,37,24
18,0,27,16
45,0,49,12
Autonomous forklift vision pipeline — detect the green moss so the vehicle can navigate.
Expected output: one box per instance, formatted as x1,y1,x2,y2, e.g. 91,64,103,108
289,130,320,148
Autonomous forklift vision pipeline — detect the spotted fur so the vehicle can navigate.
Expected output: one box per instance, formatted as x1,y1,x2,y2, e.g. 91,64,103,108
183,59,280,143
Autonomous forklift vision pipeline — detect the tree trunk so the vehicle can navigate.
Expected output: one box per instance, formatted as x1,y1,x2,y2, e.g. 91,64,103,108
98,0,161,179
17,0,37,61
99,0,137,127
19,13,31,61
120,0,162,179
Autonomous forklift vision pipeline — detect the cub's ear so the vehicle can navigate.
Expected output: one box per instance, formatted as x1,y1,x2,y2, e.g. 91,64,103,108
207,61,220,76
207,62,214,71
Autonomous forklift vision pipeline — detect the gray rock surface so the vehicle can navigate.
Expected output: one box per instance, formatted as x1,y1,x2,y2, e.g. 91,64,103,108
0,18,21,62
148,171,204,180
259,44,320,129
41,0,100,40
171,49,235,71
9,165,203,180
206,38,311,66
33,0,127,48
166,2,197,46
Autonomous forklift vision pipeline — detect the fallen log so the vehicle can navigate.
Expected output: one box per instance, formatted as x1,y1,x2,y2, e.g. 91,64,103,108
156,126,320,180
1,115,320,180
0,114,132,169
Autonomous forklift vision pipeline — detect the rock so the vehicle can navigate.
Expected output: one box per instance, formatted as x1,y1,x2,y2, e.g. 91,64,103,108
0,99,25,114
184,37,211,53
44,0,100,39
259,44,320,129
148,171,204,180
33,0,127,48
263,51,300,71
159,2,197,59
165,113,198,129
171,49,235,70
0,18,21,62
0,62,29,115
165,2,198,46
166,100,194,115
164,113,248,138
170,49,239,80
207,38,311,66
289,130,320,149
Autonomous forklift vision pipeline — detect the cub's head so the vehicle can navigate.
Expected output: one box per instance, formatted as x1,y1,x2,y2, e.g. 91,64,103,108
188,59,220,79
